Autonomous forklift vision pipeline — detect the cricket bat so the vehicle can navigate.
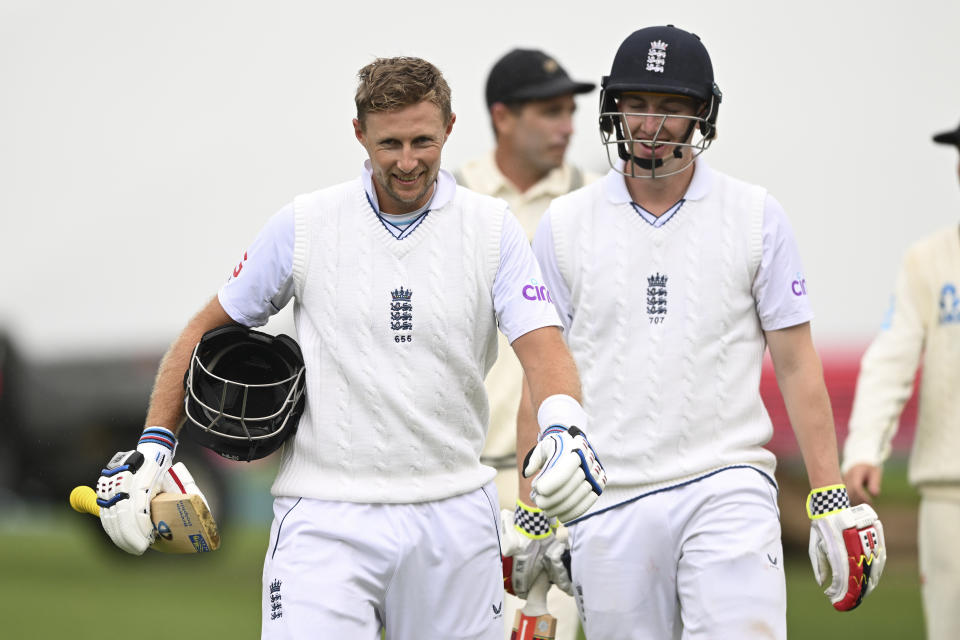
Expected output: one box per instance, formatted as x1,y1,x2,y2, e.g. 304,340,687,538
69,485,221,553
511,573,556,640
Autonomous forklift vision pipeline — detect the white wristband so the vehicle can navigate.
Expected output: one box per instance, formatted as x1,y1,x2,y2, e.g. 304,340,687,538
536,394,588,435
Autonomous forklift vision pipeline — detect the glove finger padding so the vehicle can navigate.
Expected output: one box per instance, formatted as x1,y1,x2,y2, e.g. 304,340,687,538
807,485,886,611
524,425,606,523
550,481,597,524
569,427,606,495
98,451,156,555
96,427,177,555
529,454,584,501
543,527,574,596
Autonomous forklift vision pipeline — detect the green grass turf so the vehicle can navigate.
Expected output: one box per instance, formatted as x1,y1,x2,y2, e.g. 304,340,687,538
1,515,266,639
1,516,923,640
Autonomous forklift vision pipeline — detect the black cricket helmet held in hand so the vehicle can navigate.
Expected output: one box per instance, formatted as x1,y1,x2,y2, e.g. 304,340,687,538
600,25,723,178
183,324,306,461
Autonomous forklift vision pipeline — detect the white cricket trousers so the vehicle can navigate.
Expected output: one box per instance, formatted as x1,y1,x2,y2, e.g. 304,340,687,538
919,490,960,640
568,467,786,640
261,482,504,639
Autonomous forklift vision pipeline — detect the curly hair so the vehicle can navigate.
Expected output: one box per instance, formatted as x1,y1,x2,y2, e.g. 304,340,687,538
355,57,452,128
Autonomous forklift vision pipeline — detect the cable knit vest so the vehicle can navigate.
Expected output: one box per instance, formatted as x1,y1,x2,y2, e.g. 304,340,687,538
271,178,503,503
550,170,777,514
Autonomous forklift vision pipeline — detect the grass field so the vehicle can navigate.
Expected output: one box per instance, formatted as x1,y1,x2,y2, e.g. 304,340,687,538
1,460,924,638
0,518,923,639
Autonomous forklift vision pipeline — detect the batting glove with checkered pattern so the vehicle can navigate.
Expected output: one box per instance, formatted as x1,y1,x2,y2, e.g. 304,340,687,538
96,427,177,555
500,501,556,599
807,484,886,611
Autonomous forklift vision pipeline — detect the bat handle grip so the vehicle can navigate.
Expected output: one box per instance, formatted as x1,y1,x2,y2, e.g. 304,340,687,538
69,485,101,517
521,572,551,617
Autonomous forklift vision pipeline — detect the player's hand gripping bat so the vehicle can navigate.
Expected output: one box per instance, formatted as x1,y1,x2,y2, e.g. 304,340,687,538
510,573,556,640
69,485,220,553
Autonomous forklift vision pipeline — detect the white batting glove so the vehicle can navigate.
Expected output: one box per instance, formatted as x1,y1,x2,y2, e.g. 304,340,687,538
96,427,177,555
523,395,606,523
501,501,555,599
542,525,574,596
807,485,886,611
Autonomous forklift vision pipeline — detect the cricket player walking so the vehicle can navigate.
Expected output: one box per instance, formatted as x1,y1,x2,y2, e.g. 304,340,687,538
528,25,886,638
92,56,606,639
842,120,960,640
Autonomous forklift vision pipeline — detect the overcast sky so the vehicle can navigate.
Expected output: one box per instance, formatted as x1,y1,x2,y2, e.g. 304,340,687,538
3,0,959,359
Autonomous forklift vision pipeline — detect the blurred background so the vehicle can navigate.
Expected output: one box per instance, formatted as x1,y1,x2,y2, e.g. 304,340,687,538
2,0,953,637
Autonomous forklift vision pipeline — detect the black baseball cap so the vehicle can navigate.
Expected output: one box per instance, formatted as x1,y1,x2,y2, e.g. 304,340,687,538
932,121,960,147
485,49,595,107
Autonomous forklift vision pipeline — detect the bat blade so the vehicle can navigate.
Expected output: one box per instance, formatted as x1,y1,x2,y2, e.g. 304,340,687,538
148,492,221,553
69,486,220,553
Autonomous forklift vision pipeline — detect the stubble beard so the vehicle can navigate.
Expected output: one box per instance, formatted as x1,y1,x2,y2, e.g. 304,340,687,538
376,166,437,213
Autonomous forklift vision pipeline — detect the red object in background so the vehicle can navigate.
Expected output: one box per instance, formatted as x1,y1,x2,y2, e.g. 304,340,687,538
761,346,920,456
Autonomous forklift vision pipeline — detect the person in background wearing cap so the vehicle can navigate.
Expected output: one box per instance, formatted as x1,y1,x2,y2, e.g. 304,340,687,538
455,48,596,640
529,25,887,637
842,122,960,640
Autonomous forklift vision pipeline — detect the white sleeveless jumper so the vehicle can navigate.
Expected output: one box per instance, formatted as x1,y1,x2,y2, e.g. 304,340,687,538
270,178,505,503
549,169,777,514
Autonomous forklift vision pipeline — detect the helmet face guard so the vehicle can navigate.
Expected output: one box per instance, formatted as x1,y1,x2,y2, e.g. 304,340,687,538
599,89,719,179
599,25,722,179
183,325,306,461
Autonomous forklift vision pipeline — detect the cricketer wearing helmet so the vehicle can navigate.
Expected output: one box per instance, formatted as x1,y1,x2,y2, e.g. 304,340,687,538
93,56,606,639
526,25,886,638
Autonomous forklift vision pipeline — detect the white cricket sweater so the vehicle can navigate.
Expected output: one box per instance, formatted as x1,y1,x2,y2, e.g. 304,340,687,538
270,178,503,503
843,225,960,486
549,169,777,515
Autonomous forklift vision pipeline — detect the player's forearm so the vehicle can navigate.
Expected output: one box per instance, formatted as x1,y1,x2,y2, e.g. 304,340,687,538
767,324,842,489
512,326,582,506
516,376,538,505
511,326,581,406
145,296,235,434
842,327,924,469
780,368,843,488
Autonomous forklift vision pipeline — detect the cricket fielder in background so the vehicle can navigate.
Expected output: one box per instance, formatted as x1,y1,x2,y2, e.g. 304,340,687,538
456,47,596,640
91,56,606,639
843,120,960,640
527,25,886,638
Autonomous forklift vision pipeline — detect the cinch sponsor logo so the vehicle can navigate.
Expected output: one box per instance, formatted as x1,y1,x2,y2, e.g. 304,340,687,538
522,280,553,303
791,274,807,296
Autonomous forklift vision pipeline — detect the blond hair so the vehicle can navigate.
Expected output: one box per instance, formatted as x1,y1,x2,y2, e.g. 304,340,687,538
355,57,452,128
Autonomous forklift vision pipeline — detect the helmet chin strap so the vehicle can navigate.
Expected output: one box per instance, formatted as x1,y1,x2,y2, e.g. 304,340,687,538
630,145,682,172
632,156,662,170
